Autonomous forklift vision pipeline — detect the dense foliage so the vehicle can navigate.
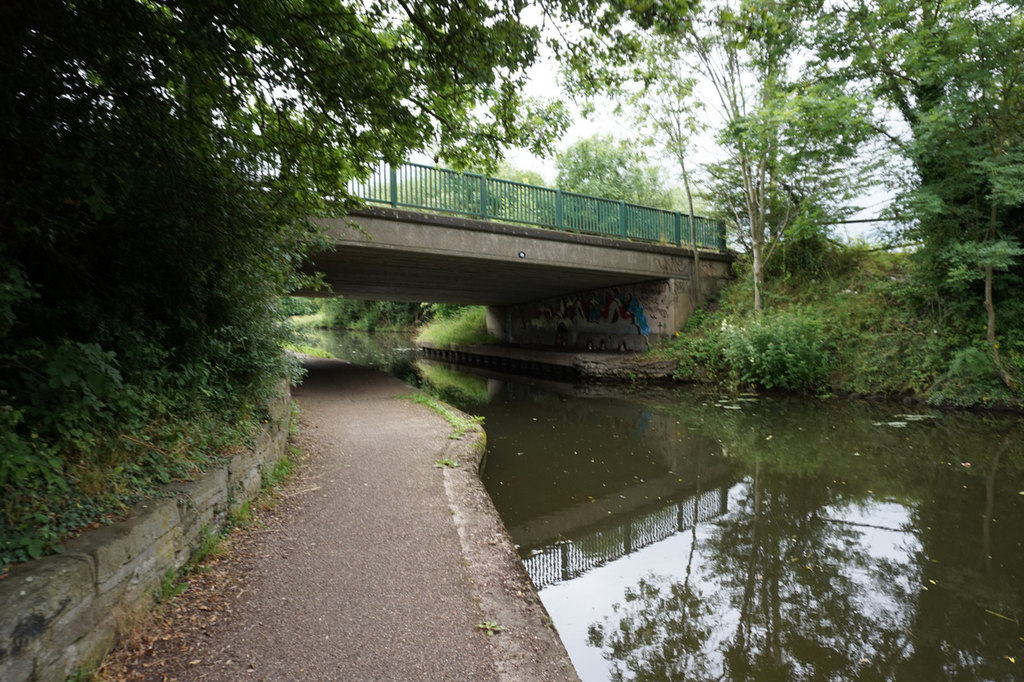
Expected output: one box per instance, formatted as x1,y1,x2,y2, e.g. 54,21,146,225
319,300,429,332
660,244,1023,406
819,0,1024,385
0,0,570,568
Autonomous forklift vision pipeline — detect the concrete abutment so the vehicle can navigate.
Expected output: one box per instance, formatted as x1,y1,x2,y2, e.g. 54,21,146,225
486,259,732,352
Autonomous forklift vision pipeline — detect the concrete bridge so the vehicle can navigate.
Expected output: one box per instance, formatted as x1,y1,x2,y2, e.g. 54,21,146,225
305,205,733,350
303,160,734,350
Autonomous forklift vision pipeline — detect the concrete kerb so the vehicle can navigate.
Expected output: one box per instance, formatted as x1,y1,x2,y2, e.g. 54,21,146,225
436,407,581,682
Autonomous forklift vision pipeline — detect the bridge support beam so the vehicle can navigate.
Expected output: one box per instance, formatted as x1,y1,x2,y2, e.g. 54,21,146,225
487,260,730,352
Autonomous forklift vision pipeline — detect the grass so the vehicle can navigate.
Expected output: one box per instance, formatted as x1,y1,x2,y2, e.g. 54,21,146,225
415,306,499,347
262,448,297,489
404,392,484,440
288,311,331,331
656,244,1023,406
282,342,334,358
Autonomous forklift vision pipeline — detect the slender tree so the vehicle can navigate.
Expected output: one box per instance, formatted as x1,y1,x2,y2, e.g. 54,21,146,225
627,37,709,306
590,0,877,312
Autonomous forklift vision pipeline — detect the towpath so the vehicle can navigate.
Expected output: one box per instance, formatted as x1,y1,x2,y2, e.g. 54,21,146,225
105,357,577,681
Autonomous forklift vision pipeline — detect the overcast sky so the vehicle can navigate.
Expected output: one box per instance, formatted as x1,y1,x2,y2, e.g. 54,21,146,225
413,22,899,243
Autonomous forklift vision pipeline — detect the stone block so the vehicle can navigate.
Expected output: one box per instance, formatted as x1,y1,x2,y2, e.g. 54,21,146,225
228,447,263,507
35,610,118,682
0,555,96,681
170,467,228,553
64,497,179,588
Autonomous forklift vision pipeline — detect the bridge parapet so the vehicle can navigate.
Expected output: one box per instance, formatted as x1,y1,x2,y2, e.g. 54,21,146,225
349,161,728,251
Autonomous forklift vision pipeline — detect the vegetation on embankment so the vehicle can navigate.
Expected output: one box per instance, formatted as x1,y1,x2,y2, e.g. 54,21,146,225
411,240,1023,409
414,306,499,348
655,240,1024,408
286,297,468,335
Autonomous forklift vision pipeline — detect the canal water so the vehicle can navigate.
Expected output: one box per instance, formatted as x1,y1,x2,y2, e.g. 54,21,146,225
313,332,1024,681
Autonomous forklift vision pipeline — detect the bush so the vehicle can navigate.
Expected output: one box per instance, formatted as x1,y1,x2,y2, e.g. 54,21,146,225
926,345,1012,407
281,297,322,317
670,334,727,383
321,299,426,331
720,308,832,391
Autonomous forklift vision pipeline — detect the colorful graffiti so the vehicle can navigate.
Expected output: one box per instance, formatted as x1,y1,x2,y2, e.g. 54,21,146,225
531,289,650,336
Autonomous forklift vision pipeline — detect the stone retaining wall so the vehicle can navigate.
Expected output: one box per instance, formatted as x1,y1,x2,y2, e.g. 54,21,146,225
0,383,292,681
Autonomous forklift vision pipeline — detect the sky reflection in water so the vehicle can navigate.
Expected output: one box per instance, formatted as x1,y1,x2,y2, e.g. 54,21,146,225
438,373,1024,682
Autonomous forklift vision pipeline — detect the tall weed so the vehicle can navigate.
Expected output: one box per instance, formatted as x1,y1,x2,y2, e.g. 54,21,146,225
415,306,497,347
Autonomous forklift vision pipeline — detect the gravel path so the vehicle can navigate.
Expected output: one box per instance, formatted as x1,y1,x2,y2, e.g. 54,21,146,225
104,357,578,681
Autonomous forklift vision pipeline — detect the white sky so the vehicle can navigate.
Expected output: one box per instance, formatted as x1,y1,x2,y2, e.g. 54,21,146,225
496,21,899,244
409,17,898,243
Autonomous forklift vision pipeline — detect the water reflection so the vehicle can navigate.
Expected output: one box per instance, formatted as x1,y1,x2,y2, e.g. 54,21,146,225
415,360,1024,682
523,487,729,590
303,329,420,384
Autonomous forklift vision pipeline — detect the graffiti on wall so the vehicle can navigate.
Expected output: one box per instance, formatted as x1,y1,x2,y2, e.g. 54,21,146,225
531,289,650,336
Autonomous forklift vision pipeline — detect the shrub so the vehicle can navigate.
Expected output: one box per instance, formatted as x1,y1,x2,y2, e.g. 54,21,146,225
720,309,832,391
321,299,425,331
671,334,727,383
926,345,1011,407
280,297,322,317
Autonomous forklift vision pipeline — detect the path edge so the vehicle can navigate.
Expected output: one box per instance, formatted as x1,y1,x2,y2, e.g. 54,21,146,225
438,412,581,682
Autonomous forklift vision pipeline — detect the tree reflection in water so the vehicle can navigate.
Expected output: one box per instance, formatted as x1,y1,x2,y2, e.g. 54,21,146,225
399,351,1024,681
586,405,1023,682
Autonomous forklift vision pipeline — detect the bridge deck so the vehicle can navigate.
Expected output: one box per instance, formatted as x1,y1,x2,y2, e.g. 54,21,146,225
306,206,732,305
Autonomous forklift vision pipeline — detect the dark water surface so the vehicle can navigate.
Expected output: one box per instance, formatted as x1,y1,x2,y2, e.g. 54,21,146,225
318,333,1024,681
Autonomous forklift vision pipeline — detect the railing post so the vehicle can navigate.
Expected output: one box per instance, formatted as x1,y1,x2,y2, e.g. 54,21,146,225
555,189,563,229
619,201,627,239
479,174,488,219
674,211,682,247
389,164,398,207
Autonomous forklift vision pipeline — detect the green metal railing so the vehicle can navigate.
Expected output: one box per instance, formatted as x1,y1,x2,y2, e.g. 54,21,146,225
349,161,727,251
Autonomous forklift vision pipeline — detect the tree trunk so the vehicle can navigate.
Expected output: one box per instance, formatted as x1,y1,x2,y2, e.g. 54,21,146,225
983,263,1013,388
752,237,764,314
682,158,702,310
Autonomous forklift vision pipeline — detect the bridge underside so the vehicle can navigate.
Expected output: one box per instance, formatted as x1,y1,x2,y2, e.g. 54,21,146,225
303,243,656,306
302,206,722,306
301,207,733,349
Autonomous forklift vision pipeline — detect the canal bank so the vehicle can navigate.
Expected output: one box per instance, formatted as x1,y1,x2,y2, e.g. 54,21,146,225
103,357,578,681
420,341,678,383
284,330,1024,680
